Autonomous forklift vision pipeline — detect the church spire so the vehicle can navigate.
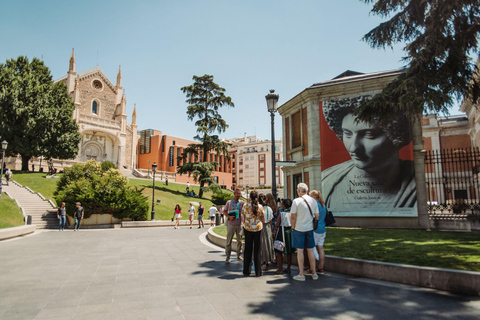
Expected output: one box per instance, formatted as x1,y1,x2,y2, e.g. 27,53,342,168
116,65,122,88
132,103,137,126
68,48,76,74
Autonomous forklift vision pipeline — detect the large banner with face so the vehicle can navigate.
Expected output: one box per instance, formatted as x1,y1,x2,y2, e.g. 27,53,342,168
320,95,417,217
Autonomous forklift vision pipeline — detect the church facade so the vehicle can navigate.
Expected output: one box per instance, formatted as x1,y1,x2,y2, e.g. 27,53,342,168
55,50,137,170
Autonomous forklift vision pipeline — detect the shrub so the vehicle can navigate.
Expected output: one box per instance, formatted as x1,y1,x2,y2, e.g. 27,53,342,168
211,191,233,206
54,160,148,221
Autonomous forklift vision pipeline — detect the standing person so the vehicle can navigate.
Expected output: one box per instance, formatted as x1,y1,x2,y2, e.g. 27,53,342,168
241,191,265,277
5,168,12,186
32,164,35,172
310,190,327,274
197,202,205,228
222,188,245,263
165,177,168,186
188,202,196,229
186,182,190,193
173,204,182,229
208,204,218,227
290,183,319,281
74,202,84,231
258,194,275,270
57,202,66,231
275,199,293,274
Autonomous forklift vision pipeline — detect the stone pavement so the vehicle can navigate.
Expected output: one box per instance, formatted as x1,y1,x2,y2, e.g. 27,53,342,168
0,227,479,320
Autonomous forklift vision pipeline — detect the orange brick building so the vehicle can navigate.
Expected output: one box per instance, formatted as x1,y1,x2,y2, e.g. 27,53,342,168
136,129,233,189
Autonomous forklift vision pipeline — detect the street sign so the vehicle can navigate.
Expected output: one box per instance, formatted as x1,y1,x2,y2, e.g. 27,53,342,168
275,161,296,167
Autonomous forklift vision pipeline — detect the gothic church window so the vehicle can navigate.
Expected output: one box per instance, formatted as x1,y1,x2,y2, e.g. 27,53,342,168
92,100,98,115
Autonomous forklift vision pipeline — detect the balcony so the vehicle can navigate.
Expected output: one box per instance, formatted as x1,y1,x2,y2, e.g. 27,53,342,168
78,115,121,130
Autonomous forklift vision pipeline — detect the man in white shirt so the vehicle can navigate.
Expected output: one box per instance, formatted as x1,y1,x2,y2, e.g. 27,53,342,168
290,183,319,281
208,204,218,227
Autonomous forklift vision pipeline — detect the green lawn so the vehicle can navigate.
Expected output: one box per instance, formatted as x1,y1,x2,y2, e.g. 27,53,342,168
0,194,24,229
128,179,223,220
213,226,480,272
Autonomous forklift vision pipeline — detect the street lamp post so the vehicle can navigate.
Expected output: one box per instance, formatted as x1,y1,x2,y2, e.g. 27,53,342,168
151,162,157,220
265,90,279,202
0,140,8,199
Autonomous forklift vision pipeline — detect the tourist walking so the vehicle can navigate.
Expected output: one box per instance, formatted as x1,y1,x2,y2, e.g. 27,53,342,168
310,190,327,274
208,204,218,227
74,202,84,231
275,199,293,274
197,202,205,228
258,194,275,270
188,202,196,229
290,183,319,281
173,204,182,229
5,168,12,186
241,191,265,277
222,188,245,263
57,202,66,231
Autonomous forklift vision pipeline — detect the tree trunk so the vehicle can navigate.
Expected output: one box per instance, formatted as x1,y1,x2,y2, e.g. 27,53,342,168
199,181,205,198
21,154,31,171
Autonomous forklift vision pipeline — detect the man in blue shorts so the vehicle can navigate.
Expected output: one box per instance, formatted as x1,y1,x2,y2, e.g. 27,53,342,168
290,183,319,281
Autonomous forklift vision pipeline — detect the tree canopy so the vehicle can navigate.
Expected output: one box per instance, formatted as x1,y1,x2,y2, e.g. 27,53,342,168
179,75,234,197
356,0,480,121
0,56,81,170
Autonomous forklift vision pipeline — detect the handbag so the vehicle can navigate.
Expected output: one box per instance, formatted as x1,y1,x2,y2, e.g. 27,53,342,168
325,210,335,225
302,196,318,230
273,220,286,252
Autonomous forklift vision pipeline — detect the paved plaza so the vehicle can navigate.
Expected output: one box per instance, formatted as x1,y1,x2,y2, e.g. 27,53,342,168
0,227,479,320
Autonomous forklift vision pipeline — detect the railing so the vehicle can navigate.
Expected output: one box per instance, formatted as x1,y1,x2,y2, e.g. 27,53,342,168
78,115,121,129
425,148,480,215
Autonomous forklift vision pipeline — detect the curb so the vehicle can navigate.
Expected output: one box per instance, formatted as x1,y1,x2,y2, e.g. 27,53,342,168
0,225,36,241
207,228,480,296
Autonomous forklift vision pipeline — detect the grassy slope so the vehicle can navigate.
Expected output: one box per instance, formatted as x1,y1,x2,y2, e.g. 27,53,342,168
10,171,230,221
0,194,24,228
213,226,480,272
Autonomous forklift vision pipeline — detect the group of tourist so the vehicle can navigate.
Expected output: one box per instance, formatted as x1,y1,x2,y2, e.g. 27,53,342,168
223,183,327,280
172,202,218,229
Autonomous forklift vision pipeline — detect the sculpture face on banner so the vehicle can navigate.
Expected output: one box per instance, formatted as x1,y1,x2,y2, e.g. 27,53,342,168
320,95,417,217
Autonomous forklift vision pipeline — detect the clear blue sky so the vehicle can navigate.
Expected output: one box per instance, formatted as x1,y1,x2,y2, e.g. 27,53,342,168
0,0,463,141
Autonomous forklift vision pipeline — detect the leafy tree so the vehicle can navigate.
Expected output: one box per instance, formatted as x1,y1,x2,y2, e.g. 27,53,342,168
0,56,81,170
356,0,480,121
55,160,148,221
179,75,234,198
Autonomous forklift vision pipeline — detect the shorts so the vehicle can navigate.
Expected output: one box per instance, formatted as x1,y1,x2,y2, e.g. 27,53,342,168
291,230,315,249
189,214,194,221
175,214,182,219
198,215,203,221
314,232,326,246
210,216,215,221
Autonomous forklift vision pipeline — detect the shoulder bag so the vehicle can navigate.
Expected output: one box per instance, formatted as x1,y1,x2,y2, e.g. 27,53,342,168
302,196,318,230
325,210,336,225
273,221,285,252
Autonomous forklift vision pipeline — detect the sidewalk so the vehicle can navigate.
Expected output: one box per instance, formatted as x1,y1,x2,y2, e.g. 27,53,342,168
0,227,479,320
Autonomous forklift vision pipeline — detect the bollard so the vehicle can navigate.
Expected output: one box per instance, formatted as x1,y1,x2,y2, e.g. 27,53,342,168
26,215,32,225
215,213,221,226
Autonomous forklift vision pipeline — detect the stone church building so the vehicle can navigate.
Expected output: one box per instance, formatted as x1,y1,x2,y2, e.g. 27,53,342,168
54,50,137,170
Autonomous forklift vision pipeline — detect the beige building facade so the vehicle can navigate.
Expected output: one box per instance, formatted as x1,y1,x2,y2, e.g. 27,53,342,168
227,134,283,189
54,50,137,170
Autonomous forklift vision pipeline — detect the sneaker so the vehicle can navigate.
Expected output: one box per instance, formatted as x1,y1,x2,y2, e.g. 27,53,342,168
226,257,231,264
238,256,244,261
198,226,201,229
318,269,325,275
311,273,318,280
293,274,306,281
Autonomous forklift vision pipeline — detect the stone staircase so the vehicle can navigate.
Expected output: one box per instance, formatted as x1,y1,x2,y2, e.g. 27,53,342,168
3,181,58,229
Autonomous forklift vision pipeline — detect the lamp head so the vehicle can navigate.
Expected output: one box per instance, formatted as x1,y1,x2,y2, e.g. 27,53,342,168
265,89,279,113
1,140,7,151
151,162,157,173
